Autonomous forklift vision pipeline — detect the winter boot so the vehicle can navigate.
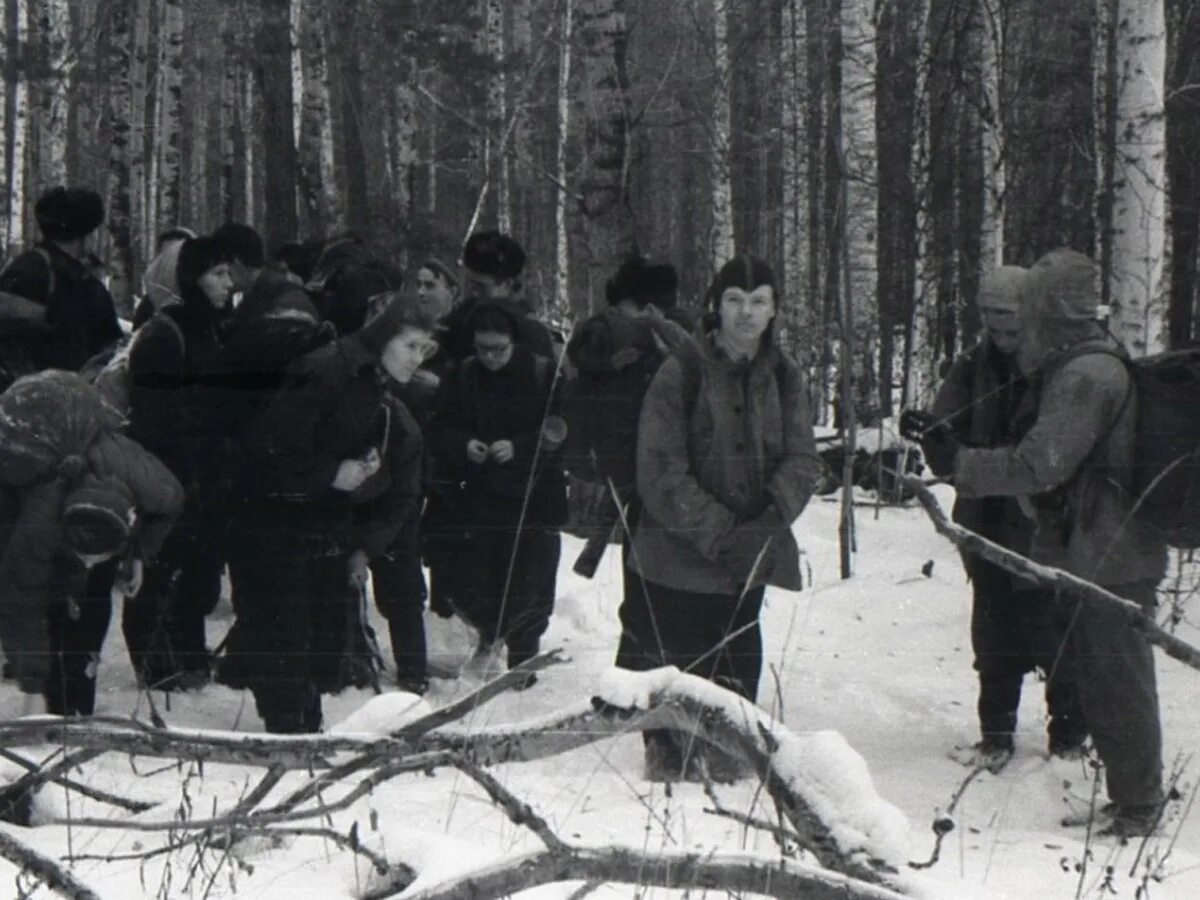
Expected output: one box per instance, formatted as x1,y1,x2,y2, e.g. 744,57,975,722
1096,804,1162,840
949,736,1014,774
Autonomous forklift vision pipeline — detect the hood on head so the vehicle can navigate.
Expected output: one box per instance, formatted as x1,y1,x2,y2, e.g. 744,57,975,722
1017,248,1104,373
976,265,1027,314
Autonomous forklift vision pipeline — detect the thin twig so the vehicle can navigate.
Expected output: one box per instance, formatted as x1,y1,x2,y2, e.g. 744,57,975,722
0,828,102,899
0,747,155,813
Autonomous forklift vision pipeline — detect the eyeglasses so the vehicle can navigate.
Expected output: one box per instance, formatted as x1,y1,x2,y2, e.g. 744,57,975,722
474,340,513,358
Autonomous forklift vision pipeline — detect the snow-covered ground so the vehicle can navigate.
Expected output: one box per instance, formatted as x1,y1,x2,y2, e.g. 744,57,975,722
2,483,1199,898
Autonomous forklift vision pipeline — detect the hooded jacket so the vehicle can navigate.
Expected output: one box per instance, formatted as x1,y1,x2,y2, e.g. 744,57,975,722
630,323,822,595
954,249,1167,586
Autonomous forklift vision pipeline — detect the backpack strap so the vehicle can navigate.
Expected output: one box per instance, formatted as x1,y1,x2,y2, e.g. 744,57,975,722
33,247,55,299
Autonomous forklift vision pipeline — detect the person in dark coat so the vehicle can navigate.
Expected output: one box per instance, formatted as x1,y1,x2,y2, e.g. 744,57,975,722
426,301,567,683
620,255,823,782
904,266,1086,771
415,257,460,323
223,297,434,733
124,236,235,690
0,187,121,390
132,227,198,329
924,249,1167,838
440,231,557,362
0,428,183,715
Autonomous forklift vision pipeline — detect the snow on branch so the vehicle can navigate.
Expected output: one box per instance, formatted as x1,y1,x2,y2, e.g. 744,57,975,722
902,475,1200,673
416,667,910,887
368,845,910,900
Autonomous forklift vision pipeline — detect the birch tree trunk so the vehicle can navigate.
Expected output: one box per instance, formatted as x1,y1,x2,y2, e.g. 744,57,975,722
7,0,28,245
485,0,509,231
104,0,134,309
978,0,1005,270
554,0,573,313
37,0,69,189
0,3,8,252
297,0,337,236
806,0,832,422
781,0,805,317
390,61,418,256
1166,0,1200,347
841,0,876,406
511,0,533,240
253,0,300,251
129,0,151,260
1107,0,1168,356
575,0,635,316
157,0,183,229
709,0,735,267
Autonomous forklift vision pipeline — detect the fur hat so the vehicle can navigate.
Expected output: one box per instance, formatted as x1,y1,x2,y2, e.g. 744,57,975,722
62,477,136,558
707,255,778,309
211,222,265,268
176,237,232,307
462,231,526,280
356,293,438,355
606,257,679,307
35,187,105,242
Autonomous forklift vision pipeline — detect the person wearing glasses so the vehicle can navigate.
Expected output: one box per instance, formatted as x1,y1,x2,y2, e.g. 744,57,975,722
426,301,567,687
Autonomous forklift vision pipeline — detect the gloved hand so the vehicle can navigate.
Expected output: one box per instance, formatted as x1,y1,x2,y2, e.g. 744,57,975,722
899,409,959,478
899,408,938,443
714,507,784,582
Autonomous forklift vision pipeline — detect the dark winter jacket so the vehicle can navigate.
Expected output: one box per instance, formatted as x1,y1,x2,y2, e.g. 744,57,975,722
955,252,1167,586
565,309,691,493
127,298,229,489
0,431,183,692
240,334,421,556
426,346,567,531
234,268,319,327
931,336,1035,557
0,243,122,387
631,328,822,594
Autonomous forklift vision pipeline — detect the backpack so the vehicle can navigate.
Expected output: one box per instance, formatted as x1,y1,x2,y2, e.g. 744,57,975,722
1051,344,1200,548
79,312,185,417
0,370,125,486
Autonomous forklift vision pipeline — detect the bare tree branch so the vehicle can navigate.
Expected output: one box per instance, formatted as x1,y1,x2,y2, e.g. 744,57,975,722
361,845,910,900
0,748,155,814
0,829,102,900
901,475,1200,673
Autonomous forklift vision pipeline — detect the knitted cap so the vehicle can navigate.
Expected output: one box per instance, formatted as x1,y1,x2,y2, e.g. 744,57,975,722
35,187,105,242
1025,248,1100,324
62,478,136,558
976,265,1027,314
420,257,460,291
462,231,526,280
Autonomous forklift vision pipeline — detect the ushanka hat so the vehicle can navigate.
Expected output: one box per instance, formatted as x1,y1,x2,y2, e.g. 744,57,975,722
606,257,679,307
462,231,526,280
35,187,105,242
62,477,136,558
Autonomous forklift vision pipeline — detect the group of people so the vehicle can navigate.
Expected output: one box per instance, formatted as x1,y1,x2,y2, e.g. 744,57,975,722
0,186,1169,835
903,248,1168,839
0,185,822,761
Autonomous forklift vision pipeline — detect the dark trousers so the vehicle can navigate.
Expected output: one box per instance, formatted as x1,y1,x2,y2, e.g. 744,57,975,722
968,558,1085,747
617,568,765,764
454,524,560,667
223,507,356,733
372,516,428,684
124,506,224,686
44,561,115,716
1073,580,1163,809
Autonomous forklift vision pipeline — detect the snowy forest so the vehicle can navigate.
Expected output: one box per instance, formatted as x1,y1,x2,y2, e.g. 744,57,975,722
0,0,1195,414
2,1,1200,899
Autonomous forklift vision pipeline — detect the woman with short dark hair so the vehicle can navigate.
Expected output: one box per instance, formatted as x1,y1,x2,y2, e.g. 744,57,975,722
619,255,823,781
